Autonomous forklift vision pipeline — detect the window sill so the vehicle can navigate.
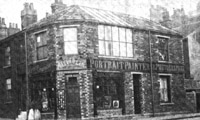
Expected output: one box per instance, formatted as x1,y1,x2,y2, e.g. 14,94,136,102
3,65,11,69
160,102,174,106
158,60,172,63
99,55,134,60
5,101,12,104
33,58,48,63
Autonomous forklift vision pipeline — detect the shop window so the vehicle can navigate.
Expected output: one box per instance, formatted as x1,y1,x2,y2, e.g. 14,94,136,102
36,32,48,60
159,75,171,103
63,28,78,54
4,46,11,66
156,37,169,61
6,78,12,101
95,73,123,110
32,80,55,112
98,25,133,57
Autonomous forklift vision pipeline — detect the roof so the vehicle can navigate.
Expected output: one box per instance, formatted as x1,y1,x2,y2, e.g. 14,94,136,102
26,5,180,36
173,21,200,37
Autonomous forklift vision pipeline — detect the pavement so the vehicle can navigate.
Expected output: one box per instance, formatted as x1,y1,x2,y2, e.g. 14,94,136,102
1,113,200,120
137,113,200,120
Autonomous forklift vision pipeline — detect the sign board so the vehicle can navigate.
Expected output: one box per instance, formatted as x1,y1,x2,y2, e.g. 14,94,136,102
90,59,184,73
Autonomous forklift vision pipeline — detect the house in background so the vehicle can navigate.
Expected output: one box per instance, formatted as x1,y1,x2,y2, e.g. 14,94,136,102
0,0,196,119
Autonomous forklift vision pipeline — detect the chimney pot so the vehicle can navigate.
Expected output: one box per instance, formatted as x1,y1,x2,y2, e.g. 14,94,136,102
9,23,12,28
0,17,1,24
55,0,58,3
16,24,18,28
30,3,34,10
12,23,15,28
2,18,5,25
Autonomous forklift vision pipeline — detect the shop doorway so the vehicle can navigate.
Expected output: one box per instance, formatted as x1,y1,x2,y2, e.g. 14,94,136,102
196,93,200,112
66,75,81,119
133,74,142,114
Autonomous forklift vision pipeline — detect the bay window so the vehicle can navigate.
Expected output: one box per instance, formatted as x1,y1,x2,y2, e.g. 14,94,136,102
98,25,133,57
63,28,78,54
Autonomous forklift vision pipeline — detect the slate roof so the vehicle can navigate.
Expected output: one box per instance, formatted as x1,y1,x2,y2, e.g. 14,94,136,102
173,21,200,37
26,5,180,36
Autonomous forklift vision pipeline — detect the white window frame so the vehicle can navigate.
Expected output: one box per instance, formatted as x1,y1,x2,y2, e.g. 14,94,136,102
158,74,172,104
98,25,133,58
6,78,12,102
34,29,48,61
4,46,11,67
63,27,78,55
156,35,170,63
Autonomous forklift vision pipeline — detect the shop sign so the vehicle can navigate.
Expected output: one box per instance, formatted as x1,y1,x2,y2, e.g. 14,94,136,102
30,61,55,74
90,59,184,73
57,57,86,70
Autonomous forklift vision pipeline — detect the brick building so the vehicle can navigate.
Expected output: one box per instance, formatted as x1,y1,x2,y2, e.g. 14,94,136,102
0,0,195,119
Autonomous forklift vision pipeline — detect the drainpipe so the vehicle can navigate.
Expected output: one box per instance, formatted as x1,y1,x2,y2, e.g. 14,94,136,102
24,31,29,120
149,30,155,117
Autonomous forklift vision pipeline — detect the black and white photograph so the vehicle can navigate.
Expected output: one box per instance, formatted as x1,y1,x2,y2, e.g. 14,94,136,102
1,0,200,119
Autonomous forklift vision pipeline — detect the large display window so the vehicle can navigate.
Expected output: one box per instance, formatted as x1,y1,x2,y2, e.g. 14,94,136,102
31,75,56,112
94,72,125,115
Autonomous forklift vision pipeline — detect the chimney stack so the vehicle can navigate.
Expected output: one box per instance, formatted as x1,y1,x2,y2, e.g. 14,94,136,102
0,17,7,40
21,2,37,29
51,0,66,14
160,11,172,28
8,22,20,36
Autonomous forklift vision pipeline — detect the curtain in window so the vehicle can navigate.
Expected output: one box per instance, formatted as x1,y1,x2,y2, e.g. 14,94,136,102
160,77,168,102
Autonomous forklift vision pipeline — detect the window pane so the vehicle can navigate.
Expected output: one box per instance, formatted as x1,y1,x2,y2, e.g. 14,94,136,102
105,41,112,56
99,40,105,55
7,85,11,90
43,46,48,58
113,42,119,56
64,28,77,41
127,43,133,57
7,79,11,84
120,43,126,56
98,25,104,39
126,29,132,43
37,47,44,60
105,26,111,40
64,42,78,54
119,28,125,42
112,26,119,41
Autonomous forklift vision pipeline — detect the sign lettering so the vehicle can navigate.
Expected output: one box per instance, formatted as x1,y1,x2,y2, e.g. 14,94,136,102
90,59,184,73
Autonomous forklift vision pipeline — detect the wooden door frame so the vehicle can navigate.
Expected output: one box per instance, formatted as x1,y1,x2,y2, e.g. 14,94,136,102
65,74,81,119
132,73,142,114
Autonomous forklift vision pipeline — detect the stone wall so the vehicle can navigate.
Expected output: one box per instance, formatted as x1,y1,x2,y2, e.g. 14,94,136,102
56,70,94,119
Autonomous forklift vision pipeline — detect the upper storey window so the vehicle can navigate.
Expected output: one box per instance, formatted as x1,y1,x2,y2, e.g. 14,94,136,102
98,25,133,57
36,32,48,60
156,37,169,61
63,28,78,55
4,46,11,66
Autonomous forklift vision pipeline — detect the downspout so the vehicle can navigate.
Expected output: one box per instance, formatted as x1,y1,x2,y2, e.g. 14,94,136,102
149,0,155,116
149,30,155,117
24,31,29,119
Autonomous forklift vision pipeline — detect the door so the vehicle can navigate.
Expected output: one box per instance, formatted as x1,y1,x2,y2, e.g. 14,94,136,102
66,75,81,119
196,93,200,112
133,74,142,114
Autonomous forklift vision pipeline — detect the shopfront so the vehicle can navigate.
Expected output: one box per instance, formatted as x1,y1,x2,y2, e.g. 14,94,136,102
93,72,125,116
